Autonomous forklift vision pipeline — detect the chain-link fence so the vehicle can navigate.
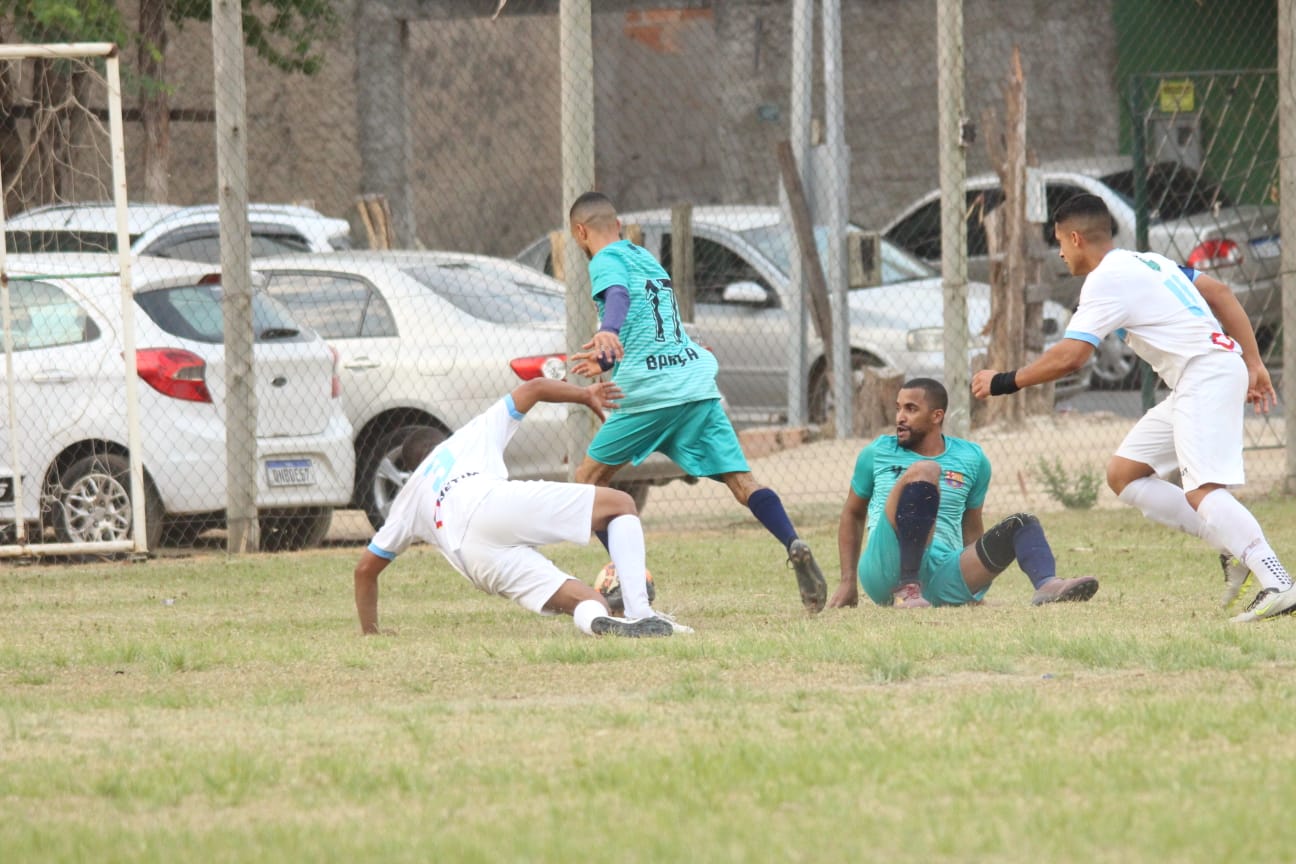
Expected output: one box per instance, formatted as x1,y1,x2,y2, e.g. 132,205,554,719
0,0,1289,555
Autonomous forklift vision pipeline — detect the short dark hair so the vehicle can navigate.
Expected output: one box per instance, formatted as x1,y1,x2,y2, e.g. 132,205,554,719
1052,193,1115,240
400,428,441,472
569,191,618,225
902,377,948,412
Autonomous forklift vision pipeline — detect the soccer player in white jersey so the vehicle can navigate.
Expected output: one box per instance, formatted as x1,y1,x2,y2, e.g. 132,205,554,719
972,192,1292,622
351,377,690,638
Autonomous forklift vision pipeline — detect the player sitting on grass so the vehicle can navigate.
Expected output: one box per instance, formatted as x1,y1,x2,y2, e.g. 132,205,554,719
352,377,690,638
831,378,1099,609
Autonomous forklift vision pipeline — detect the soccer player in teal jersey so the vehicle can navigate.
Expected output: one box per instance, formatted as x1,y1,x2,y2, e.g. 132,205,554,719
831,378,1098,609
566,191,827,614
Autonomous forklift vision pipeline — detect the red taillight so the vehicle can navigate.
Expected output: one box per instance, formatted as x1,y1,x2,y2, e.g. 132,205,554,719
135,348,212,403
327,344,342,398
1186,239,1242,270
510,354,567,381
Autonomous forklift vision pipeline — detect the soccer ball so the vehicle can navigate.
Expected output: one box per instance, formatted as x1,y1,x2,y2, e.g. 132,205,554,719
594,562,656,612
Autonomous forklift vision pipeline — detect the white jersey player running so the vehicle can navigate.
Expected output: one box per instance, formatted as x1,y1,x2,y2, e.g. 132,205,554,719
973,192,1292,622
351,377,689,638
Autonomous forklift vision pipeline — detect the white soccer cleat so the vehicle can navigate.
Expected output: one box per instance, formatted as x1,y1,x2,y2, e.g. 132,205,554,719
1219,554,1254,613
1231,583,1296,623
647,611,694,634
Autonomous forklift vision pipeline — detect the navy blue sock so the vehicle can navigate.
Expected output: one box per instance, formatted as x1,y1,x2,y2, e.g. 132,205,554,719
895,481,939,582
595,529,610,552
747,488,798,550
1013,518,1056,589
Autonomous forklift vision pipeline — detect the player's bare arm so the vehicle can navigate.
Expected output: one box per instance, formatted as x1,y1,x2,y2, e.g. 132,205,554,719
354,550,390,635
830,490,870,608
509,378,622,421
1192,271,1277,413
972,338,1094,399
961,506,985,549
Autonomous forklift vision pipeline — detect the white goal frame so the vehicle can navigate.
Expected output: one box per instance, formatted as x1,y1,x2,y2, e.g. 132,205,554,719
0,42,148,558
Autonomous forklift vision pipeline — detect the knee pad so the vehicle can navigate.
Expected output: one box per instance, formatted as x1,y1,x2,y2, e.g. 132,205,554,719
975,512,1038,573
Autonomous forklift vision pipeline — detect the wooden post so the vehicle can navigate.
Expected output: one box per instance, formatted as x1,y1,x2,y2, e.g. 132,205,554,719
213,0,258,552
548,230,566,280
669,204,694,322
356,194,395,250
777,140,833,359
623,222,644,247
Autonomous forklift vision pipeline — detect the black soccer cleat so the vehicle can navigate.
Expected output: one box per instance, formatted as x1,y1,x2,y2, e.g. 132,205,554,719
590,615,674,638
788,539,828,614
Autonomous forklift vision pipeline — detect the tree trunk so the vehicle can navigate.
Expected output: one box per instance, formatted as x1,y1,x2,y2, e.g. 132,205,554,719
139,0,172,202
0,44,30,216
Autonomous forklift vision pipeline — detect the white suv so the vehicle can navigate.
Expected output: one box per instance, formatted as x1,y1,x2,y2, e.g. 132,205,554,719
0,254,354,551
4,202,352,262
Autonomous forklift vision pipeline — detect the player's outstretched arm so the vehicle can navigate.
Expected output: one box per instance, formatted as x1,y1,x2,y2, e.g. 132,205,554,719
509,378,623,421
830,491,869,608
354,550,390,635
972,338,1094,399
1193,271,1276,413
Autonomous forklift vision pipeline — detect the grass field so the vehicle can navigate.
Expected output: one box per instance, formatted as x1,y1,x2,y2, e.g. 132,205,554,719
4,500,1296,863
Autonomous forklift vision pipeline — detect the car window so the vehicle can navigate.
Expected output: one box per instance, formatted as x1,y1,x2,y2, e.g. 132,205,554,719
134,283,309,344
402,261,565,324
262,272,397,339
6,281,100,350
884,199,942,260
662,235,770,304
965,188,1004,257
4,230,133,254
147,231,314,264
1097,162,1228,221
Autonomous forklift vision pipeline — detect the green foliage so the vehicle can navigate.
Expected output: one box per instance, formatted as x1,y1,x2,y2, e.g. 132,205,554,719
1034,456,1101,509
0,0,128,45
170,0,340,74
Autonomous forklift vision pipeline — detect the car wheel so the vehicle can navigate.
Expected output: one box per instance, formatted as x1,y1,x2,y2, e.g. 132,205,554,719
358,424,446,531
612,481,650,513
1089,333,1140,390
51,452,163,551
259,508,333,552
808,353,875,425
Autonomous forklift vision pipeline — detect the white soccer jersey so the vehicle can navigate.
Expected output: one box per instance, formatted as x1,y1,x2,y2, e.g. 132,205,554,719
368,395,524,563
1064,249,1241,388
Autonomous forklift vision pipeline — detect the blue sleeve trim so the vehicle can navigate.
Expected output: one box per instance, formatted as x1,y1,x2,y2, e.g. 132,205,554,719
1179,265,1199,283
367,542,396,560
1063,330,1102,348
504,393,526,420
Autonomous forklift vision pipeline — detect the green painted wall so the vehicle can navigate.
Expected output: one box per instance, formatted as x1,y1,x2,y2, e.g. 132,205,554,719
1113,0,1277,204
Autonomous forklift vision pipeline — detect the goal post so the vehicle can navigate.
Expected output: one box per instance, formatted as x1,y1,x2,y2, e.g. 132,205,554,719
0,42,148,558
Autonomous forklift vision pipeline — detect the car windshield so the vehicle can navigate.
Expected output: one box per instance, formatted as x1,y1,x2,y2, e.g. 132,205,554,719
5,230,139,254
1097,162,1229,222
134,283,306,343
401,261,565,324
736,223,936,284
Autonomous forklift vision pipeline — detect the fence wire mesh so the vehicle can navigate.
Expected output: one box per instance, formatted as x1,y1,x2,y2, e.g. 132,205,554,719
0,0,1288,554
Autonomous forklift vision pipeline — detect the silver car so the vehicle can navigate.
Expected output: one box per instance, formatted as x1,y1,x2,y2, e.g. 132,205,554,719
883,157,1281,387
253,251,689,529
517,206,1081,427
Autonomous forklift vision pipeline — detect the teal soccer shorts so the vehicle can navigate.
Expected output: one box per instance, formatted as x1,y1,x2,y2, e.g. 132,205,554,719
588,398,749,479
858,519,985,607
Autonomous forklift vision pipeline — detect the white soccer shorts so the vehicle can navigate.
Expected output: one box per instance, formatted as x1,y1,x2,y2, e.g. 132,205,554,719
1115,350,1248,491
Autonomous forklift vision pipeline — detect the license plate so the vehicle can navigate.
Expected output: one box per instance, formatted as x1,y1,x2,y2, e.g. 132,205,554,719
266,458,315,487
1249,235,1281,259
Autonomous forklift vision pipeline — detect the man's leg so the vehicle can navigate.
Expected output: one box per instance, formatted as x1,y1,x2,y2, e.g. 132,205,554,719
545,579,673,638
590,486,654,621
720,470,827,613
1193,484,1296,621
882,462,941,605
576,454,626,551
958,513,1098,605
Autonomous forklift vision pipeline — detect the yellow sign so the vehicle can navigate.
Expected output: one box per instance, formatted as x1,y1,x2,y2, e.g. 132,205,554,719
1158,79,1195,113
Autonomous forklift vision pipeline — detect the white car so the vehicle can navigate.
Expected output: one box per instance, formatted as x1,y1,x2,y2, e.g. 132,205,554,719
5,201,352,262
0,254,354,550
252,251,690,530
517,206,1082,426
882,158,1281,387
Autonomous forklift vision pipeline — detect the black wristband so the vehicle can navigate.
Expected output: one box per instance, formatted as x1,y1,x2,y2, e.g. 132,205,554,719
989,370,1020,396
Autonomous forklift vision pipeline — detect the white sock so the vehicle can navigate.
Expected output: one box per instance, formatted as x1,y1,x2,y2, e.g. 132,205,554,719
608,514,652,619
572,599,606,635
1118,477,1216,545
1196,490,1293,591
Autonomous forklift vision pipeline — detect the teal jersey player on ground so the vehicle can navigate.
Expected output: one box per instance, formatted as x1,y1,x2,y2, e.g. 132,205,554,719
832,378,1099,611
567,191,829,615
587,240,720,414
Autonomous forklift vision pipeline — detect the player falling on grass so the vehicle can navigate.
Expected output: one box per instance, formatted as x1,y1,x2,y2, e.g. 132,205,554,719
830,377,1098,609
352,377,690,638
973,192,1290,623
565,191,828,614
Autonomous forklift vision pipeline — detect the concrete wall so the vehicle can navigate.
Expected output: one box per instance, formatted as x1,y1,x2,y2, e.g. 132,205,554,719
138,0,1120,257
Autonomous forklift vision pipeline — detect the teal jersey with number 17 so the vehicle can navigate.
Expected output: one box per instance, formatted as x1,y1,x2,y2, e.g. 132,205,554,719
588,239,720,413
